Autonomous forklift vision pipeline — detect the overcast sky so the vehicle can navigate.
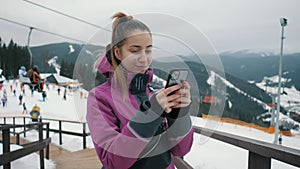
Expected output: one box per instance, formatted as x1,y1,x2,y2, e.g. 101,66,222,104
1,0,300,54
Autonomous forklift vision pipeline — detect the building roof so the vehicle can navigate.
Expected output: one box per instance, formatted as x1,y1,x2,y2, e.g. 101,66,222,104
44,74,78,86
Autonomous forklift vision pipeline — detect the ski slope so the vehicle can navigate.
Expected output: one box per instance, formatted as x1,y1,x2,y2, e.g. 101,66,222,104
1,78,300,169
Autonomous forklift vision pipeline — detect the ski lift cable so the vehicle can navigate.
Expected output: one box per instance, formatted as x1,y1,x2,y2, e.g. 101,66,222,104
22,0,185,57
0,17,180,59
23,0,111,32
0,17,86,44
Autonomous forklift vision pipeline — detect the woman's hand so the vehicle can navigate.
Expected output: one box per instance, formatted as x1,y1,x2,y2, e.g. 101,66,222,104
156,81,191,113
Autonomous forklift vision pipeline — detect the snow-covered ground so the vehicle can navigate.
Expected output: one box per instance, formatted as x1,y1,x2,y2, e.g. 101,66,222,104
256,75,300,109
186,117,300,169
1,78,300,169
0,144,56,169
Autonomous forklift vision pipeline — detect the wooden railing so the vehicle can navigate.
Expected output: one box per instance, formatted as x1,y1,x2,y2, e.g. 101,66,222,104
174,126,300,169
0,122,51,169
3,116,300,169
1,116,90,149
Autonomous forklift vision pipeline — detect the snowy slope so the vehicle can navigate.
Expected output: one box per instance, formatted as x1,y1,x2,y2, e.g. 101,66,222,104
0,144,56,169
1,77,300,169
256,75,300,108
185,117,300,169
207,70,267,106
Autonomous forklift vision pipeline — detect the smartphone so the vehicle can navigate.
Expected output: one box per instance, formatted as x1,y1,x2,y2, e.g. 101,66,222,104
165,69,189,89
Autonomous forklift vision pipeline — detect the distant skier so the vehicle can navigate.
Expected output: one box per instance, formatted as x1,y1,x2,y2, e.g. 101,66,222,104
22,87,26,96
279,135,283,145
42,91,47,102
18,66,27,77
1,97,6,107
18,94,23,105
45,81,49,90
57,87,61,95
30,104,41,122
31,65,43,92
3,88,7,98
22,102,27,114
80,90,83,99
63,87,67,100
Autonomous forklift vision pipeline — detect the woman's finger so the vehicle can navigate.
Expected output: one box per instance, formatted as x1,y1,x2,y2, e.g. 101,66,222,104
164,84,181,96
182,81,190,89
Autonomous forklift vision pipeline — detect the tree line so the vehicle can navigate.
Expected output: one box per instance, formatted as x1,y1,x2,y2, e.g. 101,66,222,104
0,37,77,81
0,37,30,78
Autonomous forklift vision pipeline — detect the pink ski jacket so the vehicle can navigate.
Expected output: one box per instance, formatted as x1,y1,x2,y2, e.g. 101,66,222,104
86,55,194,169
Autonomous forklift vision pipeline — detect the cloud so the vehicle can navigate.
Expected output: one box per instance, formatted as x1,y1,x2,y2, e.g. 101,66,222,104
1,0,300,52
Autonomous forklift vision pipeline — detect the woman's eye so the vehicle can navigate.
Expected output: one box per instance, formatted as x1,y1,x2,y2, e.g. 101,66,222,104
145,50,152,54
132,50,141,54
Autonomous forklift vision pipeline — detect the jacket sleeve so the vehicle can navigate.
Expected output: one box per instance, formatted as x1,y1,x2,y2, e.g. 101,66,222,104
170,128,194,157
167,107,194,157
86,89,164,169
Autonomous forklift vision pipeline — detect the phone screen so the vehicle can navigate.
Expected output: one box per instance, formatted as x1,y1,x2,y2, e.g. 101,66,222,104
165,69,189,88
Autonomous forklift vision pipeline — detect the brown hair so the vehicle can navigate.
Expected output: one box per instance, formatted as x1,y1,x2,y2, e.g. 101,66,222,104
110,12,151,68
110,12,152,99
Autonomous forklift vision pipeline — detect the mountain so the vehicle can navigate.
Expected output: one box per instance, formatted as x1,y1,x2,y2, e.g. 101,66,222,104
219,50,300,128
30,43,298,128
30,42,105,90
152,57,273,127
30,42,104,75
219,50,300,91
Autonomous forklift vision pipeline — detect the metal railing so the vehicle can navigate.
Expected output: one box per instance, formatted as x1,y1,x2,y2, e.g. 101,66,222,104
0,122,51,169
174,126,300,169
3,116,300,169
1,116,90,149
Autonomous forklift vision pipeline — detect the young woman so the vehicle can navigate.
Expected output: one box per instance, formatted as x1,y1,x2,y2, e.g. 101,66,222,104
87,12,194,169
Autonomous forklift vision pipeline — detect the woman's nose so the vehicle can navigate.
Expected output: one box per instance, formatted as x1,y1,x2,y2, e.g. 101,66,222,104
138,51,147,62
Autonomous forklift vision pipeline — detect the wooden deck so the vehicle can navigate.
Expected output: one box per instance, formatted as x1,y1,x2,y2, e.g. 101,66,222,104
2,135,102,169
49,144,102,169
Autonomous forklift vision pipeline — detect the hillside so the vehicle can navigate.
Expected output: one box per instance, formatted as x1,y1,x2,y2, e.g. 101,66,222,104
220,51,300,90
152,57,272,126
27,43,300,128
30,42,104,78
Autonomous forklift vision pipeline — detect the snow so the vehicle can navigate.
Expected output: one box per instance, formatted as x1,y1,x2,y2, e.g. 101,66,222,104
47,74,78,85
257,76,300,108
85,50,93,55
186,117,300,169
1,77,300,169
0,69,5,82
68,45,75,54
0,144,56,169
207,70,268,107
47,56,61,75
228,100,232,108
0,78,89,168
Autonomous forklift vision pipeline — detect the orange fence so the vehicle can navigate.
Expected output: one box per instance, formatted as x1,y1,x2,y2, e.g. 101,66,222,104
202,114,292,136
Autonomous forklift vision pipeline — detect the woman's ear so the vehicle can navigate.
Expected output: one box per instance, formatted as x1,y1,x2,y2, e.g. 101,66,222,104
114,47,122,60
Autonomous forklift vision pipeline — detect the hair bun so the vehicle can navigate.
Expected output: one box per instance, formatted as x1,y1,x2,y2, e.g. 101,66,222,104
112,12,133,23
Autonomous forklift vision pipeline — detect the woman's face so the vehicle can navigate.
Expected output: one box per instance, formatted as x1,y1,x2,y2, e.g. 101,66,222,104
114,30,152,74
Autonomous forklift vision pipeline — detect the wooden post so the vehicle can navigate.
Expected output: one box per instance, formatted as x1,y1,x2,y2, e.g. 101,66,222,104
59,121,62,145
3,129,11,169
16,134,20,145
83,123,86,149
38,123,45,169
23,117,26,137
13,117,15,136
248,151,271,169
46,123,50,159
